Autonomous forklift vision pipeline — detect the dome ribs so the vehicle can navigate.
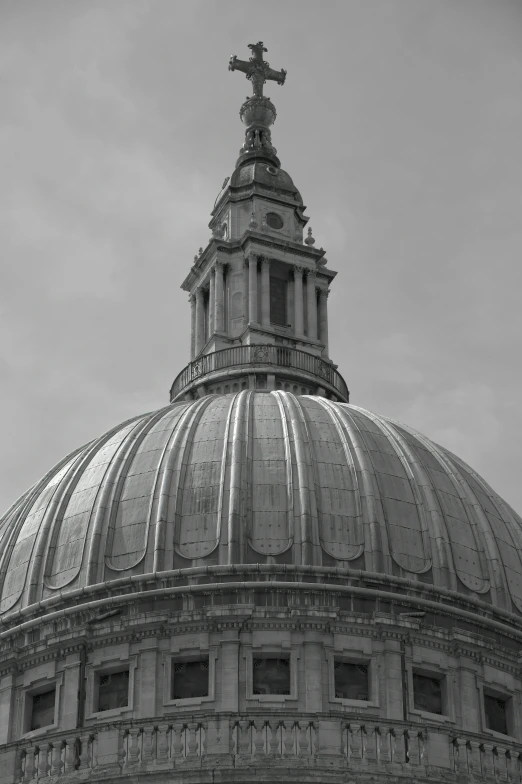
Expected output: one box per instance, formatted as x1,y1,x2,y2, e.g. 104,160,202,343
391,421,498,602
351,407,433,578
274,392,320,566
445,451,522,614
0,451,81,613
0,438,90,613
152,398,210,572
226,390,252,564
303,397,364,564
80,417,159,585
1,395,520,616
38,419,142,597
102,405,184,575
174,395,231,562
248,392,293,559
325,404,386,574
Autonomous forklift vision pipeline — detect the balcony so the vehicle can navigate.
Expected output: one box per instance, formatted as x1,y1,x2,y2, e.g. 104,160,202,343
5,713,521,783
170,345,349,402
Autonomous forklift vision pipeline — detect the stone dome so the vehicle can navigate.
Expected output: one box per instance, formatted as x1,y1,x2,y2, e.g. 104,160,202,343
229,161,303,203
2,391,521,620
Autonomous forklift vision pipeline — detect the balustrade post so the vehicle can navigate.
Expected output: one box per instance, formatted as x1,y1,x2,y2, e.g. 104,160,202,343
497,747,509,782
22,748,36,782
282,721,295,756
297,721,310,756
482,742,496,780
37,743,50,778
171,722,184,757
253,720,266,754
141,725,155,764
377,726,391,763
349,724,363,761
392,728,407,764
467,740,481,777
126,729,140,768
51,741,64,776
268,720,280,755
64,739,79,774
405,730,420,765
186,722,199,756
364,724,378,763
237,720,252,755
156,723,170,763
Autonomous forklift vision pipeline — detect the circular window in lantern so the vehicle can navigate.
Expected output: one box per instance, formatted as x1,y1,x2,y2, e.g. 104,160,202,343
266,165,278,175
266,212,284,230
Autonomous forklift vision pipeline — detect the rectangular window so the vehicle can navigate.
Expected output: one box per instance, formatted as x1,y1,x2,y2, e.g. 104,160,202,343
270,277,287,326
97,669,129,713
253,656,290,695
334,661,369,701
484,693,510,735
413,672,443,715
171,659,209,700
30,689,56,731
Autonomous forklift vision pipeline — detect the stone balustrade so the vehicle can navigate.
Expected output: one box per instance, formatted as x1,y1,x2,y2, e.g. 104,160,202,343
4,716,522,783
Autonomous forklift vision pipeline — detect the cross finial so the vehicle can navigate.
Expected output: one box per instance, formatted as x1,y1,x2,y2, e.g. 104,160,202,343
229,41,287,98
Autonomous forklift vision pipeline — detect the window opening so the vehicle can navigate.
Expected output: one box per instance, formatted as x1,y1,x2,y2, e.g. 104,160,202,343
97,669,129,712
270,277,287,326
412,672,443,715
266,212,284,230
334,661,369,700
171,659,209,700
484,694,509,735
253,657,290,695
30,689,56,731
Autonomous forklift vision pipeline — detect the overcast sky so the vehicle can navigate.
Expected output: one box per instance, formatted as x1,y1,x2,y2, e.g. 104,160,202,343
1,0,521,518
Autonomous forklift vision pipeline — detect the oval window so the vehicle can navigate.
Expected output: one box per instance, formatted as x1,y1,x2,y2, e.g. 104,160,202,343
266,212,284,230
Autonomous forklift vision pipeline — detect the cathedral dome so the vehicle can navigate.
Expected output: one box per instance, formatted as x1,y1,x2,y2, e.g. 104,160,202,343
1,391,521,621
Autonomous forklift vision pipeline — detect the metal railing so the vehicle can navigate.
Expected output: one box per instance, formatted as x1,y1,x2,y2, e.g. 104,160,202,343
170,345,349,401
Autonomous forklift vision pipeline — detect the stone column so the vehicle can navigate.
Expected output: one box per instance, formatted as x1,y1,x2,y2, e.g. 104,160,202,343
214,261,225,333
189,295,196,359
318,288,329,355
209,269,215,336
306,271,318,340
260,257,271,326
248,255,258,324
293,265,304,335
195,287,205,355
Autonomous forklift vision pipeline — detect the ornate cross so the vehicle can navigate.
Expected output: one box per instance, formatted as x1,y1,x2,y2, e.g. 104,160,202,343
229,42,287,98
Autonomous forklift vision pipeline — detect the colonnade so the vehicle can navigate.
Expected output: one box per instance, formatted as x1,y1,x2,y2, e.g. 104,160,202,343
190,256,329,358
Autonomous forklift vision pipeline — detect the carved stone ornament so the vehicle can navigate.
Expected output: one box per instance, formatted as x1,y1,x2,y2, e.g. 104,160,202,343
252,345,270,362
317,360,331,380
191,361,202,378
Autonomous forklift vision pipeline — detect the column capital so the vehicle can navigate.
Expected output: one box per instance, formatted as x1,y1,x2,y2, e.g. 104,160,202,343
188,294,196,303
305,268,317,279
319,287,330,298
260,255,271,267
195,287,205,301
293,264,305,275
